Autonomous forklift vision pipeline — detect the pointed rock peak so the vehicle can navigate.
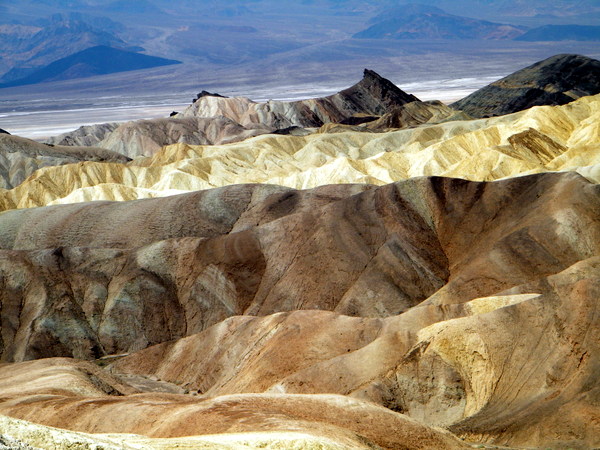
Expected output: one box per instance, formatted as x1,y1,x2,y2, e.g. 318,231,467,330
360,69,418,100
339,69,420,114
360,68,399,89
363,68,383,80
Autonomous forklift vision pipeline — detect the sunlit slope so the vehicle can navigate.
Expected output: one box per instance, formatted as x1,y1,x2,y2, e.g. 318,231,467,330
1,94,598,210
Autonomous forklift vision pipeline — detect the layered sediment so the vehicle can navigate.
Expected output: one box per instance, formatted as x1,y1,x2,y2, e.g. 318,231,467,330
1,93,597,209
1,58,599,449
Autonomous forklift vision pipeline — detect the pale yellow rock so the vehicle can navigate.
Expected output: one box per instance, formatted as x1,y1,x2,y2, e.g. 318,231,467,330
412,293,543,419
464,293,541,315
0,414,357,449
1,94,599,210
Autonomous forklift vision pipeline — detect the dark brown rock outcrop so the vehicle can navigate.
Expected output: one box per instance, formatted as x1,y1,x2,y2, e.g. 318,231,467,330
106,256,600,448
451,54,600,118
336,69,420,117
193,90,228,103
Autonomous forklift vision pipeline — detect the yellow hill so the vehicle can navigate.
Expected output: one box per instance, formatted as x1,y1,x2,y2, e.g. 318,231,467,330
1,94,598,211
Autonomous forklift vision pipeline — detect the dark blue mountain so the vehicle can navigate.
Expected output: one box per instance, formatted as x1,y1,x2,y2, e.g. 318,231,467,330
0,46,181,88
515,25,600,41
354,5,527,40
21,19,126,53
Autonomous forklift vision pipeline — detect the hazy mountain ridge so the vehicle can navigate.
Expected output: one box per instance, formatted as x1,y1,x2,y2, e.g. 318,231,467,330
165,24,304,65
516,24,600,41
354,8,526,40
0,18,131,81
0,46,181,88
1,0,599,90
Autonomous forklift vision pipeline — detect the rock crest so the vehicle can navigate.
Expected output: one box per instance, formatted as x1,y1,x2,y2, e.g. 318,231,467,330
452,53,600,117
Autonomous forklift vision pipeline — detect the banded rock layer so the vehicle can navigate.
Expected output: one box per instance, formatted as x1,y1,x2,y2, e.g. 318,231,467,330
0,173,597,360
0,361,467,449
2,92,598,210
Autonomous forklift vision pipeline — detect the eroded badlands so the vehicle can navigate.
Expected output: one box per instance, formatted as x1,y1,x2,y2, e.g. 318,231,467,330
0,57,599,449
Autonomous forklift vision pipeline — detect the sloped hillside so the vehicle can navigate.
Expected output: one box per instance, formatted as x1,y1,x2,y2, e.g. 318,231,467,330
0,93,597,209
0,56,599,450
0,172,597,448
0,133,129,189
0,46,181,88
452,54,600,117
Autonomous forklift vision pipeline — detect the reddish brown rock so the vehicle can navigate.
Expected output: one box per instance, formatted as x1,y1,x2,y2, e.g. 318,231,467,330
0,173,598,448
107,257,600,449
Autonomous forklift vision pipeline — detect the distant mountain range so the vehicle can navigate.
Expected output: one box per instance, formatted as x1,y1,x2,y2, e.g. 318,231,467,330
516,25,600,41
353,6,600,41
0,17,135,81
164,23,301,65
490,0,600,18
354,5,526,40
1,1,599,90
0,46,181,88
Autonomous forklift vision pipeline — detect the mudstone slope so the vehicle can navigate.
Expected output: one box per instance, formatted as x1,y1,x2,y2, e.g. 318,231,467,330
0,57,599,449
0,133,130,189
0,173,598,448
48,69,429,157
